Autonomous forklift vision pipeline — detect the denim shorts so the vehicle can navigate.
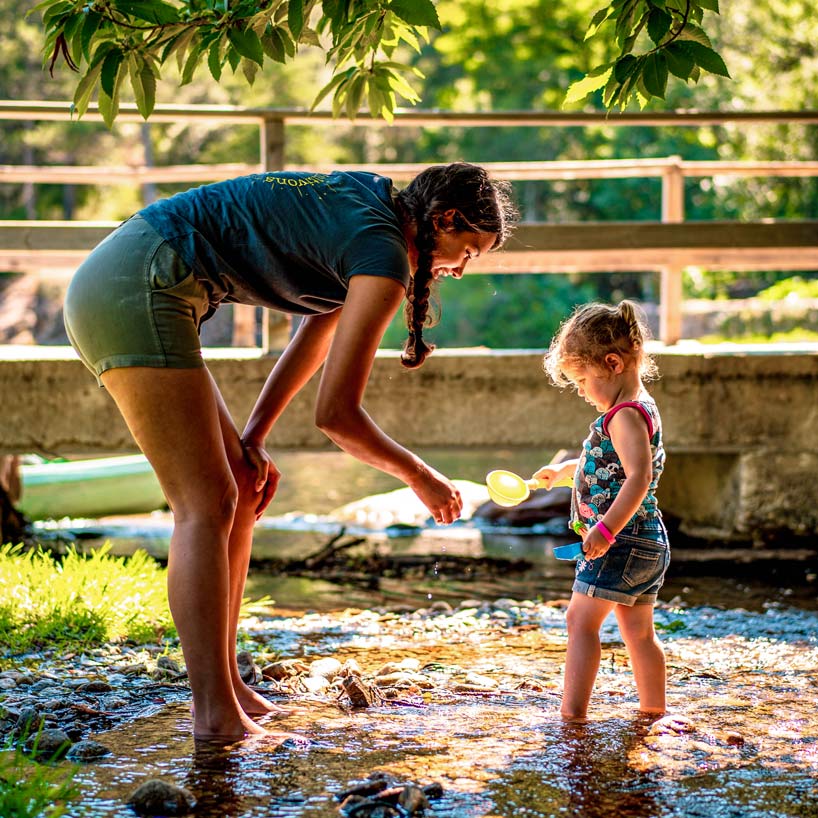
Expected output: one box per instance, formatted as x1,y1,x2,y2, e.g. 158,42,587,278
573,519,670,606
63,216,210,385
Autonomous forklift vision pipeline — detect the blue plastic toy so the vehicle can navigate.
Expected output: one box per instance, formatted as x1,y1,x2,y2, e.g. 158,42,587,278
553,542,585,560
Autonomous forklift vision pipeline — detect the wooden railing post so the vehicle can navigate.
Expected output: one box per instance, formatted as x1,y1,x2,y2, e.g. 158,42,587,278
659,157,685,345
257,113,291,353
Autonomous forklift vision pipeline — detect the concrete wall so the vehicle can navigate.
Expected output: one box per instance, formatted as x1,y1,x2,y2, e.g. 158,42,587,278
1,344,816,543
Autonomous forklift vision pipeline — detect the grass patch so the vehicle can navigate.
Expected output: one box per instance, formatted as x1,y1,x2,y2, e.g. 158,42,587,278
0,542,175,654
0,743,76,818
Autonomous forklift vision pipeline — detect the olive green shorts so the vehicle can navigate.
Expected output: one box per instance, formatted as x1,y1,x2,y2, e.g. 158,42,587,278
63,216,210,385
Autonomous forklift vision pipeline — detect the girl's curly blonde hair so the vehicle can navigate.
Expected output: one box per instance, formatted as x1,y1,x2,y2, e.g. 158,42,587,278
544,300,658,387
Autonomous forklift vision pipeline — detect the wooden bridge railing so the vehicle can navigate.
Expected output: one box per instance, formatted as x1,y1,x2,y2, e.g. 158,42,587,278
2,101,817,347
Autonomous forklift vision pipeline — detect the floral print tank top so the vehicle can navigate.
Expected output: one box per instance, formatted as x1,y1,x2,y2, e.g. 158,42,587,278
571,395,665,529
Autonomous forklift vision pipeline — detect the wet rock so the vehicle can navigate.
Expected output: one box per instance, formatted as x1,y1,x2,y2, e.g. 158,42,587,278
150,656,185,681
25,728,72,759
338,781,432,816
422,782,444,799
302,675,331,693
340,675,379,708
724,730,745,746
463,673,497,689
127,779,196,816
75,680,113,694
14,705,44,734
398,785,430,813
262,659,309,681
648,715,696,735
237,651,261,684
310,657,342,680
336,778,390,801
66,739,112,761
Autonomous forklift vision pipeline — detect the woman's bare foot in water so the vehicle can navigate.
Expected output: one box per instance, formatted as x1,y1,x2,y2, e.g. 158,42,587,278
234,682,293,717
192,708,268,742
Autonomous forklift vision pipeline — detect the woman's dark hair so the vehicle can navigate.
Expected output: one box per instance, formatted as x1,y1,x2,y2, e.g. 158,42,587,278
394,162,518,368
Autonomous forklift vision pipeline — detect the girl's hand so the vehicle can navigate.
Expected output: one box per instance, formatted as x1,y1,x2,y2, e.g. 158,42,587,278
241,440,281,519
532,464,561,489
410,465,463,525
582,525,612,560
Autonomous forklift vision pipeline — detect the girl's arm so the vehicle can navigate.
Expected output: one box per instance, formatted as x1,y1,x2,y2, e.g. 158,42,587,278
582,407,652,559
533,458,578,488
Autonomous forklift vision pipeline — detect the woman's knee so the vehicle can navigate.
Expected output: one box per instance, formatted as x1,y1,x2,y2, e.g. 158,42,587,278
171,476,239,529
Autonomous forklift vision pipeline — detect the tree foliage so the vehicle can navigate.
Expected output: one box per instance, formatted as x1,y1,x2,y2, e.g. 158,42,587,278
565,0,729,110
35,0,437,126
34,0,729,127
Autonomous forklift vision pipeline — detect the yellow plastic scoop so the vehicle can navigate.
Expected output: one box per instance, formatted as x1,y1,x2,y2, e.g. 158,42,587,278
486,468,572,507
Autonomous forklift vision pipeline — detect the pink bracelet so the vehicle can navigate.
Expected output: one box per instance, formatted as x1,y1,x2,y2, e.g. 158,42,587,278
595,521,617,545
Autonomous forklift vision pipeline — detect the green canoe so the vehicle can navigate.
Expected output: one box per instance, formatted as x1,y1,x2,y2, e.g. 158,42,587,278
18,455,166,520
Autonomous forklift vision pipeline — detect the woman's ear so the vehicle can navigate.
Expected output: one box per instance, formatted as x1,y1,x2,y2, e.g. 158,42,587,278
432,208,458,232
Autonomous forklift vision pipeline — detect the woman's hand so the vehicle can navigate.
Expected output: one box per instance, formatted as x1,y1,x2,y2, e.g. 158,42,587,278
241,440,280,520
409,465,463,525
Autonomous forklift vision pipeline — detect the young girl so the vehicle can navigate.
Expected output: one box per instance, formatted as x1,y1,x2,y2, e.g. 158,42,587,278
63,163,517,740
534,300,669,721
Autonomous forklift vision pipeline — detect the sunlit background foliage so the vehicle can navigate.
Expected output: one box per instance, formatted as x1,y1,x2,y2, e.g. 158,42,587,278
3,0,818,347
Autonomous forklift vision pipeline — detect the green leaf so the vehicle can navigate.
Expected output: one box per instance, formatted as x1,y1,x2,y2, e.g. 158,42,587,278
647,7,671,44
675,23,712,47
227,26,264,66
614,53,638,83
100,49,124,98
111,0,179,25
664,41,695,79
98,55,125,128
564,66,612,105
241,57,258,85
207,41,223,81
311,66,355,111
261,27,286,62
585,6,612,40
72,59,103,118
345,73,365,119
642,52,668,97
696,0,719,12
128,54,156,118
80,10,103,62
288,0,304,40
677,40,730,77
388,0,440,28
180,40,205,85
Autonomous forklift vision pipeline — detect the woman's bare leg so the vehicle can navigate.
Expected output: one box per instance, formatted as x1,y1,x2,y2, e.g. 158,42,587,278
101,366,265,740
207,378,289,717
615,603,666,714
561,593,616,721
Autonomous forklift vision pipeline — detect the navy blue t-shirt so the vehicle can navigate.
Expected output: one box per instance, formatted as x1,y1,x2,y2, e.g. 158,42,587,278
139,171,410,315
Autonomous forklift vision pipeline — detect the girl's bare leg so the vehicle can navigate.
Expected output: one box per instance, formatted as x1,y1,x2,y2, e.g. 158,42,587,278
561,593,616,721
101,366,265,740
615,603,666,714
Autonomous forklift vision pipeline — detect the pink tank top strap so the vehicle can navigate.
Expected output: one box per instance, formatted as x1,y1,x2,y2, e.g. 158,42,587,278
602,401,654,438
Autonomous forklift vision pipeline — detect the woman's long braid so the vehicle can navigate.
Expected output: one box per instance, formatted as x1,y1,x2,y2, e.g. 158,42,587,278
395,162,518,369
402,213,436,369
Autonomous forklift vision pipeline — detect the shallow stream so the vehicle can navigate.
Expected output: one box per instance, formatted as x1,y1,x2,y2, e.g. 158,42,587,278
18,451,818,816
